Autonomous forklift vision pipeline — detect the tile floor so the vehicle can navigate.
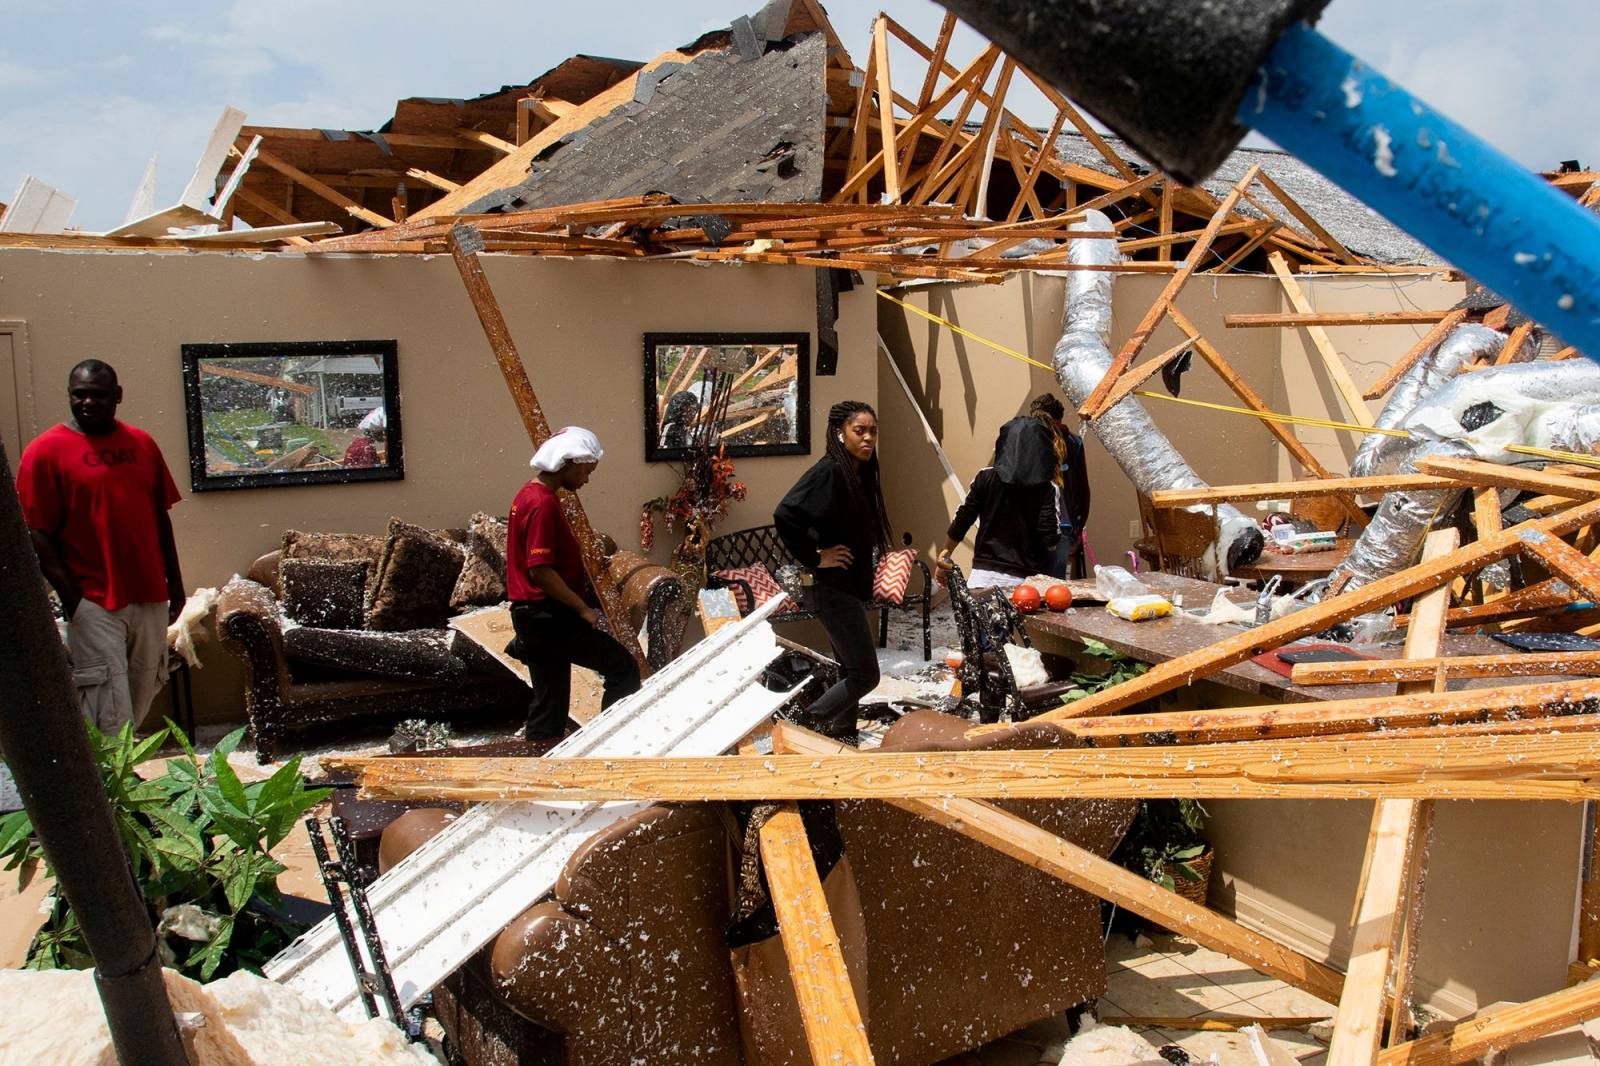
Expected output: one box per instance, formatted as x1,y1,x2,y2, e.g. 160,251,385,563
950,930,1334,1066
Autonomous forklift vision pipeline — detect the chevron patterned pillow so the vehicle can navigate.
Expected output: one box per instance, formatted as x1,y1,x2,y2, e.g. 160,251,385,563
872,548,918,605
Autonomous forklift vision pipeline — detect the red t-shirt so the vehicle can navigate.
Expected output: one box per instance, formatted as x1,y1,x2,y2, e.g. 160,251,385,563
506,479,586,603
17,422,182,611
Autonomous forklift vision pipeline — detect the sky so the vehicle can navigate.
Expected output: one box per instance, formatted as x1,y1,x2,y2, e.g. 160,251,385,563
2,0,1596,232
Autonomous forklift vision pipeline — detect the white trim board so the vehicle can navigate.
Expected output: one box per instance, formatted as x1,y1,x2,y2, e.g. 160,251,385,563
266,595,797,1020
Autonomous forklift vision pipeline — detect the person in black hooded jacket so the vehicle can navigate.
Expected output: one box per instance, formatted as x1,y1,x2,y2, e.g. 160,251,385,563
773,400,891,743
936,415,1061,594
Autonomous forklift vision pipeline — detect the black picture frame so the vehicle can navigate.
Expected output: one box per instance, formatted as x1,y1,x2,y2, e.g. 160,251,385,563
180,339,404,492
643,332,810,462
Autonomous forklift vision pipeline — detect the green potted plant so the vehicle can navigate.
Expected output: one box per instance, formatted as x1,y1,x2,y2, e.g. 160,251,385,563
1116,798,1213,902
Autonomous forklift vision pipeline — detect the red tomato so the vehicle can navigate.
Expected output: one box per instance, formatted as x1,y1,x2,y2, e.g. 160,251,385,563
1044,584,1073,611
1010,584,1042,613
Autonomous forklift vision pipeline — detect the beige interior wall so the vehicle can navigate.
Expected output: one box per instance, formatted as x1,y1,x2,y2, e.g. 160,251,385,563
0,248,875,722
1271,273,1466,478
878,271,1284,568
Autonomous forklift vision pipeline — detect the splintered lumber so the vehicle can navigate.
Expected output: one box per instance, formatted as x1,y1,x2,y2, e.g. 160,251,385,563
334,732,1600,803
1254,169,1359,264
1269,253,1373,427
1413,456,1600,502
1018,497,1600,722
1101,1015,1331,1033
1328,799,1425,1066
446,224,647,676
1493,321,1536,366
1054,678,1600,746
870,17,899,203
1291,651,1600,685
1080,165,1260,419
758,804,875,1064
771,723,1346,1004
1518,529,1600,603
1376,977,1600,1065
1225,311,1452,328
1151,475,1461,508
1094,338,1195,412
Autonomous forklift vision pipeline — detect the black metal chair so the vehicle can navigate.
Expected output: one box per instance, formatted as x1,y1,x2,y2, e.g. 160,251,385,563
945,564,1076,724
704,525,934,661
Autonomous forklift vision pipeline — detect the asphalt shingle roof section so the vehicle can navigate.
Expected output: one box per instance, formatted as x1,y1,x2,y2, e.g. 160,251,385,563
471,32,828,215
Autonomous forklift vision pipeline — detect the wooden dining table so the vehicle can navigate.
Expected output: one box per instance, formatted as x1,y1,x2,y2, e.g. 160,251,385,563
1230,538,1354,586
1022,571,1579,704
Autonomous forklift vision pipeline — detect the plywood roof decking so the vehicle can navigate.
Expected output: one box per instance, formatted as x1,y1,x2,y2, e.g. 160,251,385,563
475,33,829,213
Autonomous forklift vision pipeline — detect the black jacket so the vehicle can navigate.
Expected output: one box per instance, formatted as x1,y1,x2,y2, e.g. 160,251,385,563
948,467,1061,579
774,457,878,599
1056,421,1091,534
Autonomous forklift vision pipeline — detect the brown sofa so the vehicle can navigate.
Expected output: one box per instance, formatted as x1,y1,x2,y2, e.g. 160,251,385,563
217,545,691,761
381,711,1135,1066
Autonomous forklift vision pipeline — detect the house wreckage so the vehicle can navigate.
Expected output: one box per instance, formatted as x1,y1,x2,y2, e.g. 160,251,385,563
7,0,1600,1063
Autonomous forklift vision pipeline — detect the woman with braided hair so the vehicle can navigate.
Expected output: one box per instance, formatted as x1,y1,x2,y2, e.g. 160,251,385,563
773,400,891,743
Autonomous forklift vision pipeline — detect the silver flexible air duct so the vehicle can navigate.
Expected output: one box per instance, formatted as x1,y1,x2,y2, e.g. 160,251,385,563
1331,357,1600,591
1056,211,1260,576
1351,324,1503,477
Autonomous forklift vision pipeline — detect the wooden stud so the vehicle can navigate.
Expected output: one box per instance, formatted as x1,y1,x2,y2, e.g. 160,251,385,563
404,168,459,192
1493,321,1536,366
1226,311,1452,328
1080,165,1261,419
1413,456,1600,502
771,724,1347,1005
870,16,900,203
1055,676,1600,746
1290,650,1600,685
252,148,394,229
1016,497,1600,722
1092,338,1196,413
1209,222,1283,274
334,731,1600,803
846,38,878,204
1253,169,1361,264
757,804,875,1065
445,225,647,676
1004,108,1067,223
1157,179,1174,260
1151,475,1460,508
1269,252,1374,427
964,60,1017,218
455,129,516,154
1518,528,1600,603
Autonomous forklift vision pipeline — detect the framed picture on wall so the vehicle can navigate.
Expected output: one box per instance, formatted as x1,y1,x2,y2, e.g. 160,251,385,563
643,332,810,462
179,339,403,492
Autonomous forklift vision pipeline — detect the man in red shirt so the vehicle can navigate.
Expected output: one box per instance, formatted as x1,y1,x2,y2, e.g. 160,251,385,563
17,360,185,731
506,427,640,741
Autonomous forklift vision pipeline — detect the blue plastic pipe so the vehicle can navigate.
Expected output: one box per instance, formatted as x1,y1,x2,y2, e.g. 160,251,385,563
1242,22,1600,361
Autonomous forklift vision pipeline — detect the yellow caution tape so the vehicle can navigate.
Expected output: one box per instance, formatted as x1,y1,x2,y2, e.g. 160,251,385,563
880,286,1600,469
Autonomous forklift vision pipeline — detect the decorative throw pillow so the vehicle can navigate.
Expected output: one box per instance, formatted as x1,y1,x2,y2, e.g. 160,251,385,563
450,512,510,612
872,548,918,606
278,558,368,629
713,563,790,615
367,519,467,631
280,529,385,590
283,626,464,681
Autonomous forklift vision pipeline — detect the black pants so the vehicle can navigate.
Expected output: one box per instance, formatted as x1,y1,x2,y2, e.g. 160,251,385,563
508,601,641,740
799,583,880,742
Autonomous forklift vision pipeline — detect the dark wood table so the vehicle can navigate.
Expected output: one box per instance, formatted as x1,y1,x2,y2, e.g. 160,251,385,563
1023,571,1577,704
1231,539,1354,585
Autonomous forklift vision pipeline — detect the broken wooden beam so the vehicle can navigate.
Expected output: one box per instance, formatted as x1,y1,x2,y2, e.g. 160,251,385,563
757,804,875,1064
333,733,1600,803
1376,977,1600,1065
1413,456,1600,502
1053,677,1600,746
1290,650,1600,685
1150,475,1461,508
1225,311,1452,328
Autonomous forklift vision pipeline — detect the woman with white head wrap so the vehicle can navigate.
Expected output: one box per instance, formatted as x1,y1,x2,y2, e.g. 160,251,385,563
505,426,638,741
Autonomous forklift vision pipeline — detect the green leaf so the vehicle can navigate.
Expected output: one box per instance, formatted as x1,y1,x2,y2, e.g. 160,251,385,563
213,728,247,762
165,718,198,759
1173,861,1206,883
129,726,172,768
187,915,236,981
210,750,251,818
1170,844,1207,861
